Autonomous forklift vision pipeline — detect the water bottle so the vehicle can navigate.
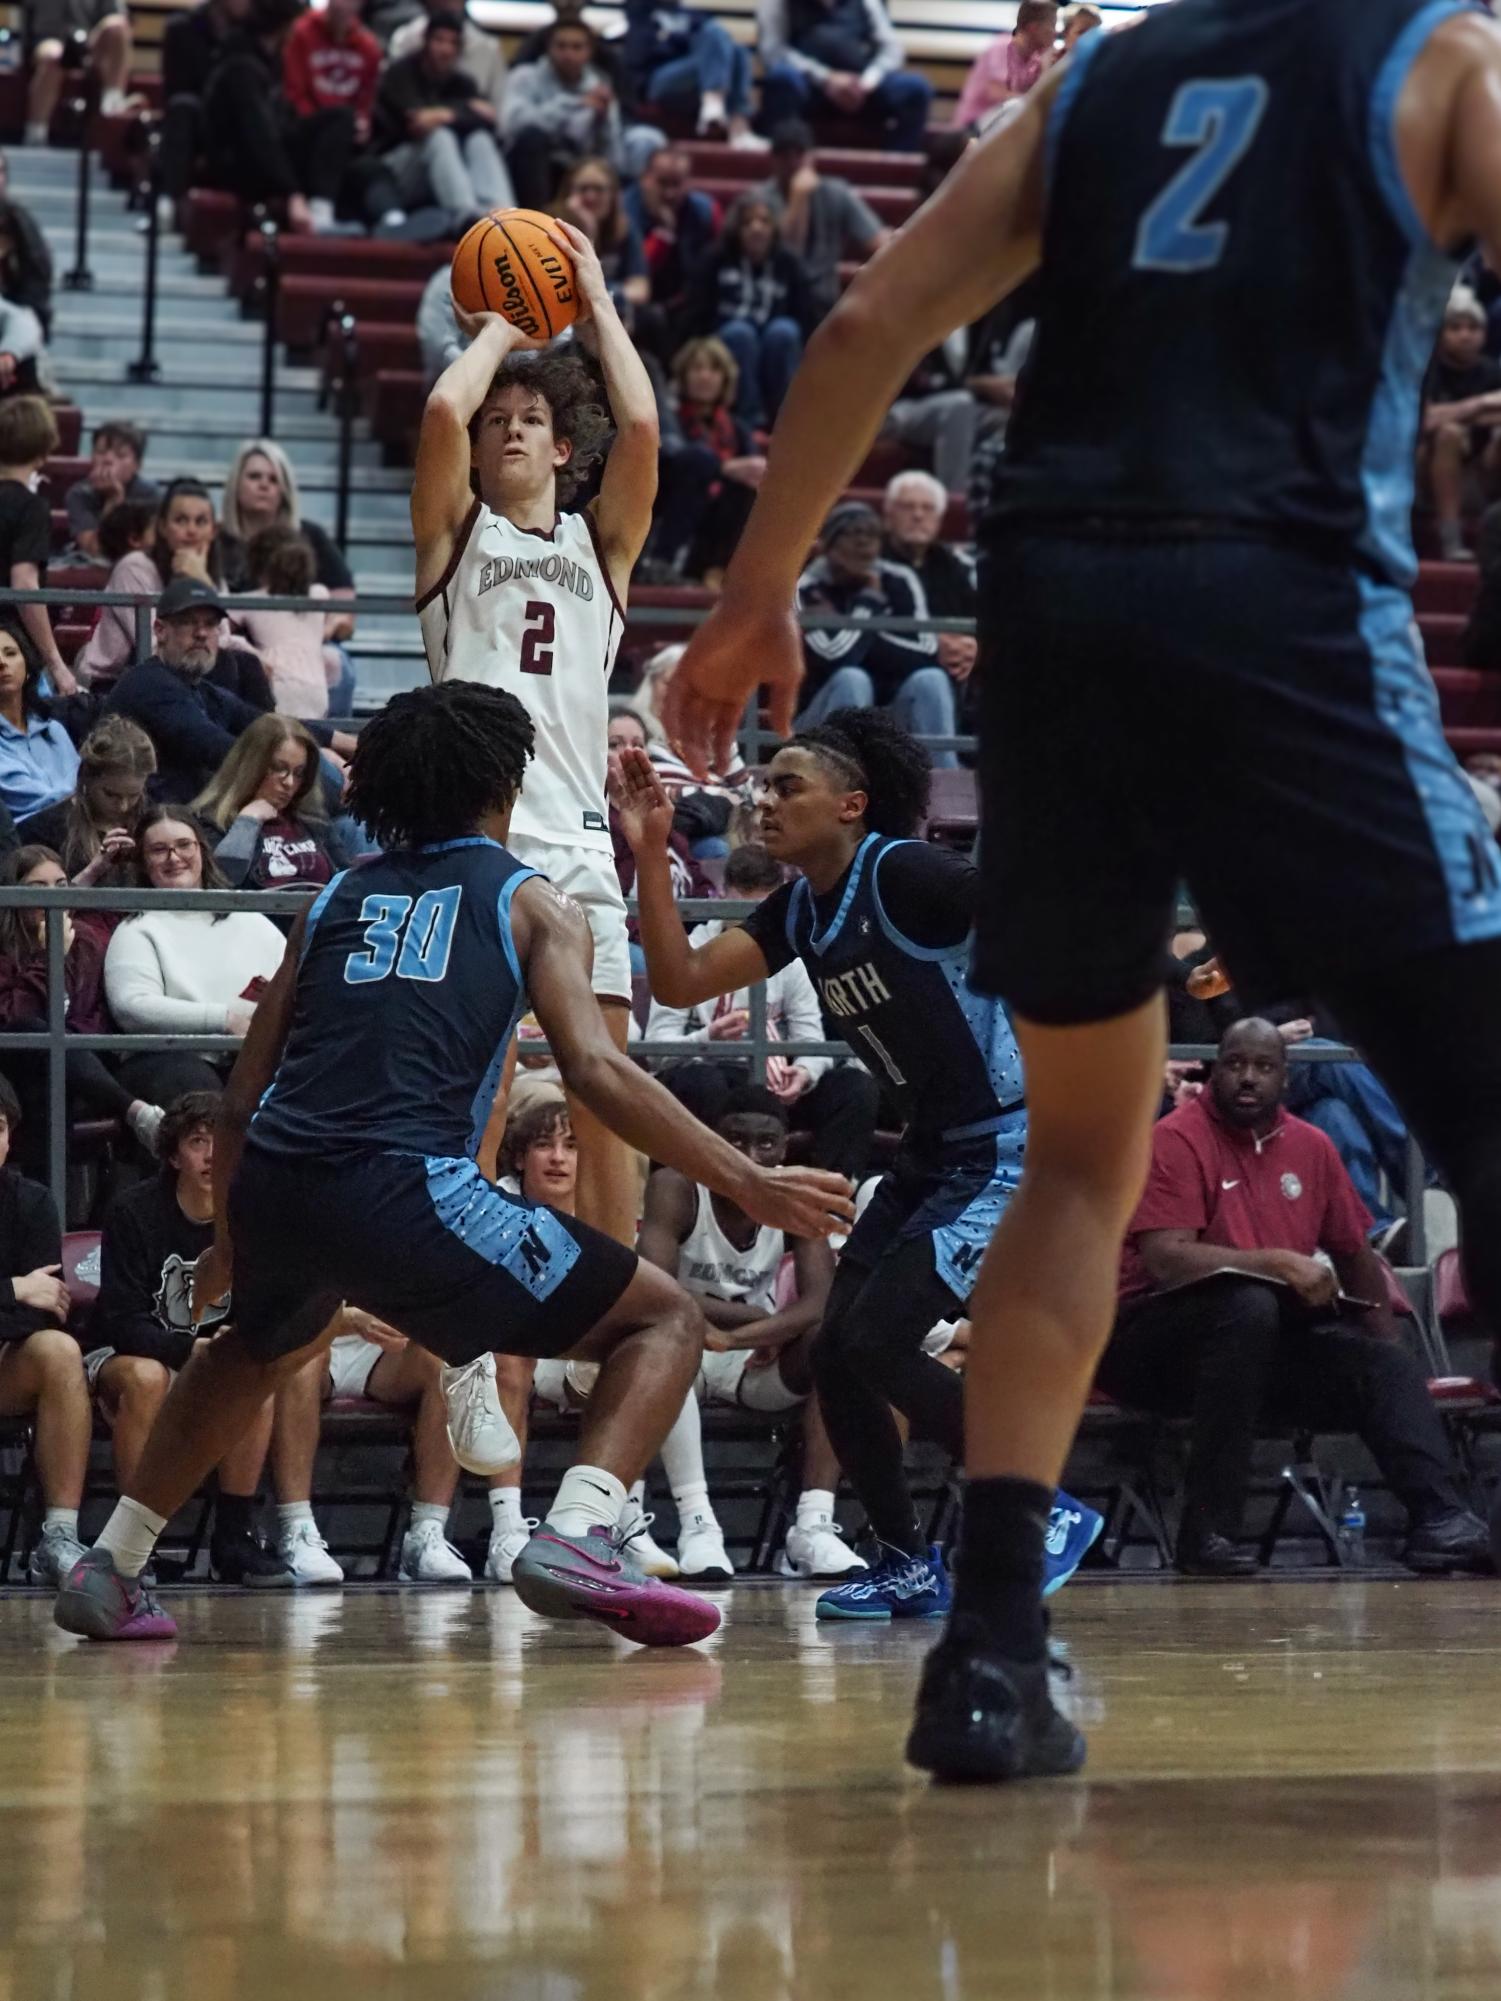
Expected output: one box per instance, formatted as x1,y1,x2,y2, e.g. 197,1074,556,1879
1337,1484,1366,1567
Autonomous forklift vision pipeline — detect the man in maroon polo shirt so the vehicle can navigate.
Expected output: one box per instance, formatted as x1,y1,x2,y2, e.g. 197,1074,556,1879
1100,1018,1488,1578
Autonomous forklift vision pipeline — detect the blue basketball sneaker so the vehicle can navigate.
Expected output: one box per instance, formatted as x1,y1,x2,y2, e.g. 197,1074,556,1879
816,1541,951,1621
1042,1493,1104,1599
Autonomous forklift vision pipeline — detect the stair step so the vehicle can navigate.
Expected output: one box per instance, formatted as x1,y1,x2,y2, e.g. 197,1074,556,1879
57,288,245,324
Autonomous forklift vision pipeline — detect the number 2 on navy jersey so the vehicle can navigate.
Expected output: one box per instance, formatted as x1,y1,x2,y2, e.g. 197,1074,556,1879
1133,77,1269,274
345,886,462,985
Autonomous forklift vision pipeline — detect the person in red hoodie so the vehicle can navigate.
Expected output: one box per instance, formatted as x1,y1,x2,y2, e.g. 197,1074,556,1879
282,0,381,140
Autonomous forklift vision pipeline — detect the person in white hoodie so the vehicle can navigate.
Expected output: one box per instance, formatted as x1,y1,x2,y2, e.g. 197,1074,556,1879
104,804,285,1110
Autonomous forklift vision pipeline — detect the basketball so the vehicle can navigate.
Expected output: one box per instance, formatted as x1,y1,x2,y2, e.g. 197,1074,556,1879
451,208,579,340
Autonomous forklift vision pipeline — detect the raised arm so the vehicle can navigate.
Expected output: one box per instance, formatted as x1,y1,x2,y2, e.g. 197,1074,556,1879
412,311,541,602
662,66,1060,773
516,878,852,1239
552,219,659,596
1408,11,1501,269
611,746,772,1009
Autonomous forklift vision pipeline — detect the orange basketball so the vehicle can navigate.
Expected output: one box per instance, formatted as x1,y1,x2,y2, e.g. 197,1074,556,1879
451,207,579,340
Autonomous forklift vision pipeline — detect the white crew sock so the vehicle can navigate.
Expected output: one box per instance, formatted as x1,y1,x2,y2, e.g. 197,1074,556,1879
43,1507,79,1538
277,1502,315,1536
627,1477,648,1511
699,88,727,128
673,1480,712,1523
547,1464,626,1538
489,1486,526,1533
796,1488,836,1523
659,1393,711,1514
95,1497,167,1579
308,195,336,230
24,123,48,146
409,1500,449,1531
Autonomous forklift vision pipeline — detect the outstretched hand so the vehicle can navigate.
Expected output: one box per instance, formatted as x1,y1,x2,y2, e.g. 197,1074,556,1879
740,1165,855,1241
661,595,804,781
608,745,676,853
452,302,544,351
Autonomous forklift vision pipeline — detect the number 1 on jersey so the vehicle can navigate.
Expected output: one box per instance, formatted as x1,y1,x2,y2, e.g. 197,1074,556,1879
1133,77,1269,274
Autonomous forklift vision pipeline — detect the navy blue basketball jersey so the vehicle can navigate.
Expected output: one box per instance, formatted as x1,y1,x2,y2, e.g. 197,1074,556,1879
992,0,1476,584
746,835,1024,1153
251,838,537,1161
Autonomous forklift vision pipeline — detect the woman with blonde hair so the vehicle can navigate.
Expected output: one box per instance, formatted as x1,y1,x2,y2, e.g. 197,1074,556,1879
18,713,155,893
193,712,347,891
556,156,649,315
218,438,357,713
668,334,766,583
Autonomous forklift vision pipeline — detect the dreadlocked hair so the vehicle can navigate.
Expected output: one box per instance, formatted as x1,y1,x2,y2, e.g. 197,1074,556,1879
345,683,536,849
472,353,612,506
789,706,931,837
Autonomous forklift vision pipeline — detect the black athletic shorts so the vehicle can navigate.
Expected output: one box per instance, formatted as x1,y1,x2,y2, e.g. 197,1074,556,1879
972,530,1501,1024
228,1142,637,1366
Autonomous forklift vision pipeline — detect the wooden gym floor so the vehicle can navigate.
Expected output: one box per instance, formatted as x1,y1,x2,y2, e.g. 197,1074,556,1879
2,1576,1500,2001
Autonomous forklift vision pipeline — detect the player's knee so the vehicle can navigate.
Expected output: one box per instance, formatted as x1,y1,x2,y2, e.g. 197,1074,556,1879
494,1351,535,1395
1432,422,1467,457
114,1354,171,1412
33,42,63,65
27,1327,84,1385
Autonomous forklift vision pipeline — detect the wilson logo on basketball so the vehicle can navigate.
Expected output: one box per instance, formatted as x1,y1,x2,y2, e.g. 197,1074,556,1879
491,252,546,338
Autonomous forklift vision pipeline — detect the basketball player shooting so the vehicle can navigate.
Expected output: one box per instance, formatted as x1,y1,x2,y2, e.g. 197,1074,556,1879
663,0,1501,1781
53,683,853,1648
412,216,656,1253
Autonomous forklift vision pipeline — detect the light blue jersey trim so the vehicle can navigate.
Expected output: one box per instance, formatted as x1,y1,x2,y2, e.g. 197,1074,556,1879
1358,243,1456,585
868,839,961,963
803,833,881,957
1368,0,1471,251
497,866,538,989
298,869,347,961
424,1155,581,1301
418,835,506,854
465,865,540,1155
1357,571,1501,946
1044,28,1106,200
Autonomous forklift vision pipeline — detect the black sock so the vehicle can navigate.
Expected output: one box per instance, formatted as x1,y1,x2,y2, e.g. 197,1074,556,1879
871,1516,927,1561
948,1476,1052,1661
214,1492,256,1541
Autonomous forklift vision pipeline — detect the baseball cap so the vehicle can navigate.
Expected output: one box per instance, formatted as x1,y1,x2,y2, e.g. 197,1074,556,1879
157,576,225,619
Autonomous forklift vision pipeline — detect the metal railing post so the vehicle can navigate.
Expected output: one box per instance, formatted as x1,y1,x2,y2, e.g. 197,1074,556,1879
335,311,357,552
1404,1134,1429,1269
746,980,768,1087
258,217,281,439
127,129,164,383
63,50,97,293
44,909,67,1224
133,600,153,662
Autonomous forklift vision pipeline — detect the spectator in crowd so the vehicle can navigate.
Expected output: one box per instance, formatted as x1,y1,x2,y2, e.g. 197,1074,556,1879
194,713,348,890
557,156,650,318
202,0,357,236
0,199,53,344
502,15,661,209
373,12,515,232
757,119,886,322
0,617,78,827
1419,286,1501,563
88,1090,289,1581
610,701,745,855
18,713,155,890
690,193,812,430
282,0,382,140
388,0,507,118
76,478,254,690
103,804,286,1108
270,1302,471,1585
1106,1018,1490,1577
881,470,977,686
1061,3,1102,53
637,1087,862,1581
25,0,135,148
645,841,881,1184
757,0,932,153
231,526,335,721
104,577,356,805
615,662,754,826
65,421,159,566
416,260,462,385
160,0,254,203
0,1072,88,1585
1465,500,1501,665
0,844,165,1166
953,0,1058,130
621,0,759,146
657,335,765,583
0,396,73,696
879,338,986,497
624,146,720,322
217,441,357,710
511,0,632,102
793,500,956,765
963,309,1036,528
0,160,54,340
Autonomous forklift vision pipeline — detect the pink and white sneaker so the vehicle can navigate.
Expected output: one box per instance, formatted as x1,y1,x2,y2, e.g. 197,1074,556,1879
511,1523,722,1647
54,1548,177,1642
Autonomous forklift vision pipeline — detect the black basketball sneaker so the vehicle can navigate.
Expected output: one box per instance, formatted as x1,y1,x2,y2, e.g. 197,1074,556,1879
905,1615,1086,1784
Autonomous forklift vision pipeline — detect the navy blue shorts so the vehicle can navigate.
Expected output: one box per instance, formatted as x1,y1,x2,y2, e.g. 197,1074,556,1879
227,1143,638,1366
845,1125,1022,1302
973,532,1501,1023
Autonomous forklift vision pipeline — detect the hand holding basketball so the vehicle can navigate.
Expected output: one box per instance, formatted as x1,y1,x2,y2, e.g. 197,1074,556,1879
451,206,579,339
542,215,609,319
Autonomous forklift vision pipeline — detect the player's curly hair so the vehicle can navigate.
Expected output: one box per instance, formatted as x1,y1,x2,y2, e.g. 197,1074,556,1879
473,353,613,506
345,682,536,849
790,707,931,838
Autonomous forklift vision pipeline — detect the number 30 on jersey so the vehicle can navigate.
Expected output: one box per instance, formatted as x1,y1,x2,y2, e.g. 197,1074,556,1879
345,887,462,985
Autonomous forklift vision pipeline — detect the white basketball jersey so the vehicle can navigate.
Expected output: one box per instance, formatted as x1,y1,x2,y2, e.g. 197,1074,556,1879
679,1184,783,1314
418,501,623,856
